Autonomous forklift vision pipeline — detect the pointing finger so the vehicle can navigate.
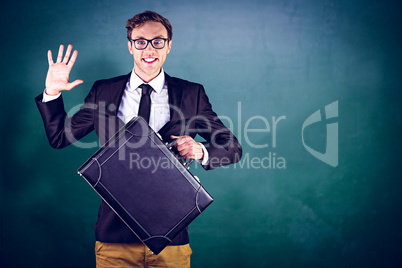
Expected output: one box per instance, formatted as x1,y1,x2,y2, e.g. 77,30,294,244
170,135,187,146
170,135,180,146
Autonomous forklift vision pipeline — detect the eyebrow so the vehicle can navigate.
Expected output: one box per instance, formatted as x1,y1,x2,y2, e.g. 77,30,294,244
132,35,167,40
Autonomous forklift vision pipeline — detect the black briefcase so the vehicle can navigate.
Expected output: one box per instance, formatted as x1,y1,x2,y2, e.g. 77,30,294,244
77,117,213,255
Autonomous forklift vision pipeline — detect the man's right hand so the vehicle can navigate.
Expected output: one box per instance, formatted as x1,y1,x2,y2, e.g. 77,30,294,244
45,44,83,96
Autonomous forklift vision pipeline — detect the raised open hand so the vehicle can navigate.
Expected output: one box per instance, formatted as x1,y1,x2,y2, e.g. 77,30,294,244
45,44,83,96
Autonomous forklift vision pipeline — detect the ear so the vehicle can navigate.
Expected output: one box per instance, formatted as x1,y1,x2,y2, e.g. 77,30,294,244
128,41,133,55
167,40,172,54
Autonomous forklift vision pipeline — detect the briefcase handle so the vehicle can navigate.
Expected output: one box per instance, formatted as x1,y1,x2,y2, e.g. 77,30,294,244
184,159,194,169
166,139,194,169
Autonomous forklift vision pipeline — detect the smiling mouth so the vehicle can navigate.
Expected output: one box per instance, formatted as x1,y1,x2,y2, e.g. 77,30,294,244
143,57,157,64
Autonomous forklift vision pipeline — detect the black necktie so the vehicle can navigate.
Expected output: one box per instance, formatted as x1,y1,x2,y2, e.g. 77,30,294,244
138,84,153,124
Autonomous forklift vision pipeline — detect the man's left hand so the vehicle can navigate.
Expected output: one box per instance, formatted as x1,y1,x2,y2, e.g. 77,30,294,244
171,135,204,160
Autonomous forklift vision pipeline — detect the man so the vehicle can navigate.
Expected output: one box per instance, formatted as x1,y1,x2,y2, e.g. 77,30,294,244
36,10,241,267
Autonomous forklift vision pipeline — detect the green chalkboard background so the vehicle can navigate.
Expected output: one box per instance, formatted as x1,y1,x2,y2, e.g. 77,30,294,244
1,0,401,267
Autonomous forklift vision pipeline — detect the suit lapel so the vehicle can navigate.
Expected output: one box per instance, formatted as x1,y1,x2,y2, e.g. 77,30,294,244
157,73,186,140
165,73,183,121
110,73,131,116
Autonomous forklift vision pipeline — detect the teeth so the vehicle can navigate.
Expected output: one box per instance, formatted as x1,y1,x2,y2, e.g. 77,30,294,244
144,58,156,62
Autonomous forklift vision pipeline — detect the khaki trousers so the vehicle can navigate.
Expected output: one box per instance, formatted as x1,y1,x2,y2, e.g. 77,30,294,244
95,241,192,268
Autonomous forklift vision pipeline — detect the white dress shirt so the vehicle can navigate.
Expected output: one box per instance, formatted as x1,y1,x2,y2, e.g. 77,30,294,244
118,69,170,132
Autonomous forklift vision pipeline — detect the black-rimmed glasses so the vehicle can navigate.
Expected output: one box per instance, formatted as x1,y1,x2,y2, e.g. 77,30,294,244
130,38,169,50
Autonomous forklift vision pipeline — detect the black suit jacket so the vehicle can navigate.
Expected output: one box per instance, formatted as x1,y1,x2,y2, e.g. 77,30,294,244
35,72,242,244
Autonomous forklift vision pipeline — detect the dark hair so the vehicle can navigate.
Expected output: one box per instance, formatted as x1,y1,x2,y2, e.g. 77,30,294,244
126,10,173,40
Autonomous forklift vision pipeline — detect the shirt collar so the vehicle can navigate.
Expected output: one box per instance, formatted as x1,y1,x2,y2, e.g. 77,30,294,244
129,68,165,94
